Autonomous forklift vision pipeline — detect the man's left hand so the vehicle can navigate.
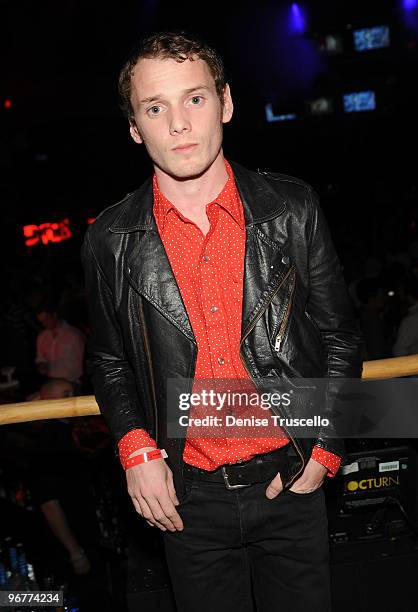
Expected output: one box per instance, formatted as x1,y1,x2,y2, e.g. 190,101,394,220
265,458,327,499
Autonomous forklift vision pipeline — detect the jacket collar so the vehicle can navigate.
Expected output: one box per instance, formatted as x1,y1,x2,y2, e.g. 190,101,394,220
108,160,287,234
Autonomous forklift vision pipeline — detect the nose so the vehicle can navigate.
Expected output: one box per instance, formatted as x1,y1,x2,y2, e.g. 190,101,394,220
169,106,191,136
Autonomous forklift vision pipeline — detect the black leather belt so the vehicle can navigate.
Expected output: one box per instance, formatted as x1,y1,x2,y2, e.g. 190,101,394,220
183,445,292,490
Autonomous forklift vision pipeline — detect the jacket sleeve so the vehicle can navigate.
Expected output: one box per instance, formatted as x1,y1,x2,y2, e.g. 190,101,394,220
81,229,150,453
306,188,364,459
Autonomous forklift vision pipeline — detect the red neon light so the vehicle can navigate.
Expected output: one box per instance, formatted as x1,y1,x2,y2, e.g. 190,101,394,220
4,99,12,109
23,218,72,247
86,217,96,225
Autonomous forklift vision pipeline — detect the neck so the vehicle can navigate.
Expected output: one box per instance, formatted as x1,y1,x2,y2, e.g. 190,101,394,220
154,151,228,214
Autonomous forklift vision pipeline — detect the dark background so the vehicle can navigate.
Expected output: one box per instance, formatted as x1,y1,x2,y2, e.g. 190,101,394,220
2,0,418,274
2,3,418,608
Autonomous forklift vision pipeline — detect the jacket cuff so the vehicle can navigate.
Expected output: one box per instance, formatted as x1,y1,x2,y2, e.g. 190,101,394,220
118,428,157,469
311,445,341,478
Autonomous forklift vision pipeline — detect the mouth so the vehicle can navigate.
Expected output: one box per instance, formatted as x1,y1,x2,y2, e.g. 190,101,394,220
172,143,198,153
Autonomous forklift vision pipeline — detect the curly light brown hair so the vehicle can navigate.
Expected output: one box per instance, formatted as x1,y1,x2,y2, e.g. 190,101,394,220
118,31,227,124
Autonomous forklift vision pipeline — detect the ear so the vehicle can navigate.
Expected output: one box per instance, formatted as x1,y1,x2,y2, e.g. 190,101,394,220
129,122,143,144
222,84,234,124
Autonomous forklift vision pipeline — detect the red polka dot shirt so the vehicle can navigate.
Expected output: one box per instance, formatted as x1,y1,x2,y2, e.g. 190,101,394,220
118,160,341,478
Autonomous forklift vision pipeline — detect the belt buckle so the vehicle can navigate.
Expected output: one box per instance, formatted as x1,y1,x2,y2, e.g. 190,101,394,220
221,466,252,490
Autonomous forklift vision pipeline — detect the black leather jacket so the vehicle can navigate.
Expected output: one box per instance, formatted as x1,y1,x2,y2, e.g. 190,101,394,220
81,161,363,498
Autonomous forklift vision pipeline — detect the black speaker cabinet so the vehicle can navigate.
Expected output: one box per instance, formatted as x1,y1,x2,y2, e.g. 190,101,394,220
327,444,417,543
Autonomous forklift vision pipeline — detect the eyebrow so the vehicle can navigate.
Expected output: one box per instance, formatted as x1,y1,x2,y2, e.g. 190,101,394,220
139,85,212,106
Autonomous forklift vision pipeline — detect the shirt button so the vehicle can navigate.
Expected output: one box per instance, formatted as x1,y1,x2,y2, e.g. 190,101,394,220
282,255,290,265
210,305,218,313
202,255,209,262
218,357,225,365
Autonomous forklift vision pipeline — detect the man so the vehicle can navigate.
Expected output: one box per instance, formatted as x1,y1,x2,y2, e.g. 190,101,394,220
81,31,363,611
29,379,92,577
35,300,86,386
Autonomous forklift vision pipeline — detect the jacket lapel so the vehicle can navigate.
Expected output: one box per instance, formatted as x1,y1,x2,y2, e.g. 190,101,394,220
109,162,288,344
110,180,195,343
125,231,196,343
230,162,290,339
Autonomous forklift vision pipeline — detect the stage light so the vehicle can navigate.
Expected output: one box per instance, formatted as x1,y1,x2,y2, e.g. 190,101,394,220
289,3,306,35
4,99,12,109
401,0,418,30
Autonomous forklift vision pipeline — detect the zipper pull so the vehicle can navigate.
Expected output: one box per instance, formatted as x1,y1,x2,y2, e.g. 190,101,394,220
274,334,283,353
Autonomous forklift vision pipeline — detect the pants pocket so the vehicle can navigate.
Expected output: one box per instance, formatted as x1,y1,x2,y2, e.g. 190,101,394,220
177,477,197,506
286,486,322,498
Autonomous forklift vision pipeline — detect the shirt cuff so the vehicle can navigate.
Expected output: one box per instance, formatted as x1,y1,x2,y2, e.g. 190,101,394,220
311,446,341,478
118,429,157,469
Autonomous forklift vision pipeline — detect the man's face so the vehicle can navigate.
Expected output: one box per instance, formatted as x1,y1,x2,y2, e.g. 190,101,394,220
129,56,233,180
37,311,58,330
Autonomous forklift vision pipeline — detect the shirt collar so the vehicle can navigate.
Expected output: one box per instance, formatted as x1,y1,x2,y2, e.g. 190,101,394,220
152,159,244,234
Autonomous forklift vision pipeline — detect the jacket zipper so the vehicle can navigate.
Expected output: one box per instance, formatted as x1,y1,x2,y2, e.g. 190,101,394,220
239,267,306,486
138,298,159,445
274,274,296,353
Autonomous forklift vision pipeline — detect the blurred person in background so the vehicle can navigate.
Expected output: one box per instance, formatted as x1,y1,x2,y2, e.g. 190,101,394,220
33,378,91,575
35,298,85,392
393,277,418,357
356,277,391,360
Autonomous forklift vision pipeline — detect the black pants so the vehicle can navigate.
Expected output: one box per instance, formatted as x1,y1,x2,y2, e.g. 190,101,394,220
163,455,331,612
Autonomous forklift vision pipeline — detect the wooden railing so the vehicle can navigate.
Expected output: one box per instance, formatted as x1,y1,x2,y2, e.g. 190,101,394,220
0,354,417,426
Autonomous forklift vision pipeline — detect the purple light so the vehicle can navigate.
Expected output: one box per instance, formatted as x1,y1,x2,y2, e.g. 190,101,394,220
401,0,418,29
289,3,306,35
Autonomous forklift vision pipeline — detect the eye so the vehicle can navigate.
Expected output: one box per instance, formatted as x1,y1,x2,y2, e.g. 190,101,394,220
147,105,161,116
190,95,203,105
